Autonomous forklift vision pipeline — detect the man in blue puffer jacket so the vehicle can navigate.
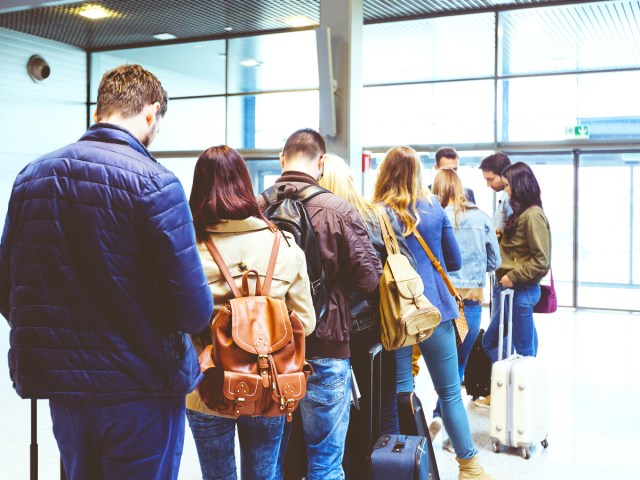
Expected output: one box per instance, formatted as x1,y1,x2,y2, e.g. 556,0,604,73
0,64,213,479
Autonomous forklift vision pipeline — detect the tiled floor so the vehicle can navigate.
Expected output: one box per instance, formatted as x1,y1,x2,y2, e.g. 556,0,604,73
2,307,640,479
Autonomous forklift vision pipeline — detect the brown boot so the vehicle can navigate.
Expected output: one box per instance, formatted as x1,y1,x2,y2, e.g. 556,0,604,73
456,455,495,480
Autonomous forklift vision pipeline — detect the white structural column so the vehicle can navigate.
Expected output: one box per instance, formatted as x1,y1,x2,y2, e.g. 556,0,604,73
319,0,364,191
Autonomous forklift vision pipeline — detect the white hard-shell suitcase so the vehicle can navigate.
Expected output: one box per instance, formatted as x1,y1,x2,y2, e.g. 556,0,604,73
489,289,549,459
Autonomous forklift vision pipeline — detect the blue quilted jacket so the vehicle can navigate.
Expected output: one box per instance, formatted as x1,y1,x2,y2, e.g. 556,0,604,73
0,123,214,400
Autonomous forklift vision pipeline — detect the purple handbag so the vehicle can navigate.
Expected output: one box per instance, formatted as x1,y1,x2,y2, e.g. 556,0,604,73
534,269,557,314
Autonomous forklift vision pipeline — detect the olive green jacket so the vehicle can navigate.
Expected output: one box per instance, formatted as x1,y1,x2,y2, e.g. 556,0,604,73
496,206,551,285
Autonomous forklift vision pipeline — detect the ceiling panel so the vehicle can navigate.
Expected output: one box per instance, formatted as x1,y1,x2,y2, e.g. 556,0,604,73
0,0,603,51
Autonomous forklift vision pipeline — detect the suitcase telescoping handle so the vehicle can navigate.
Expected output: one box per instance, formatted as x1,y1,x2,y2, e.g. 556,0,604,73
367,343,383,451
497,289,514,362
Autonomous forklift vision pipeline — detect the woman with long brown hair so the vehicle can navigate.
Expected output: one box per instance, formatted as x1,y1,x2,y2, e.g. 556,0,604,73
374,146,495,480
186,145,315,480
429,168,500,446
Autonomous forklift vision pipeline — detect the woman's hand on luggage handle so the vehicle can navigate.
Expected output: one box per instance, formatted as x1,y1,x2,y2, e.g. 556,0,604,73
500,275,513,288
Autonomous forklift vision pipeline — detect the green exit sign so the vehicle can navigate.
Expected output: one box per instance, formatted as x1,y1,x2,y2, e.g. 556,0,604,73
565,125,589,138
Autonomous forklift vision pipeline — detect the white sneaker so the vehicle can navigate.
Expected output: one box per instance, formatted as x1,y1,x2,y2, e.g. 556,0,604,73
428,416,442,440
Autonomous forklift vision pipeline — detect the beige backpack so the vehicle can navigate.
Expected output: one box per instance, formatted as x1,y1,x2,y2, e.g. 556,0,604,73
375,208,441,350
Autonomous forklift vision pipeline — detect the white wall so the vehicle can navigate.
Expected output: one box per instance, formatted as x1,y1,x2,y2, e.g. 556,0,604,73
0,26,85,479
0,26,86,222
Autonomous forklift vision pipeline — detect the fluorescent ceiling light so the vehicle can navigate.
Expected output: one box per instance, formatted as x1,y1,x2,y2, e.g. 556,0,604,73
153,33,177,40
224,27,233,31
239,59,260,67
79,5,111,19
283,16,315,28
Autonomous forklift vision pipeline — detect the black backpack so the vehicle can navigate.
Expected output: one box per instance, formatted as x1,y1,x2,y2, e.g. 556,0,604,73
261,184,329,323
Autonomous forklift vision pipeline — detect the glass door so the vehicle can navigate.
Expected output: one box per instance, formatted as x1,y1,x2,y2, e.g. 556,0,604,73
577,153,640,310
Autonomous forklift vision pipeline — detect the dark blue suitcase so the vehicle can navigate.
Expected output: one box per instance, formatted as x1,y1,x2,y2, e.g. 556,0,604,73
366,344,432,480
371,433,430,480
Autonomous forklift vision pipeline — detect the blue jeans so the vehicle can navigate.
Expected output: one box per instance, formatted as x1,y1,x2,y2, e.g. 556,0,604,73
186,409,284,480
276,357,351,480
433,300,482,418
396,320,477,460
483,283,541,363
50,396,185,480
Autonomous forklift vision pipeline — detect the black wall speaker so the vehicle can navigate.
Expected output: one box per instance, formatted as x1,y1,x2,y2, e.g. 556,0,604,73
27,55,50,82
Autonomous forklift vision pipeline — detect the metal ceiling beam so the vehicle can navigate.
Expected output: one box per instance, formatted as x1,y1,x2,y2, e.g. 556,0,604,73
0,0,78,14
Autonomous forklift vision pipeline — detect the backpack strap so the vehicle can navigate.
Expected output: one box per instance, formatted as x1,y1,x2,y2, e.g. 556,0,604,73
261,183,328,205
261,229,281,297
204,236,242,298
375,207,401,256
296,184,329,203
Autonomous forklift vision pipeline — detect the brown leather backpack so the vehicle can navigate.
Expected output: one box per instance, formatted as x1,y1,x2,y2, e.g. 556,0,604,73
197,227,312,421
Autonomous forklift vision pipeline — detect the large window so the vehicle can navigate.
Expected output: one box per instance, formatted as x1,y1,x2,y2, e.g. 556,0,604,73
91,30,318,151
362,80,494,147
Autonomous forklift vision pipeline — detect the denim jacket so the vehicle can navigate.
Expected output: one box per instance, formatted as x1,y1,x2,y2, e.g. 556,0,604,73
350,207,416,332
445,204,501,289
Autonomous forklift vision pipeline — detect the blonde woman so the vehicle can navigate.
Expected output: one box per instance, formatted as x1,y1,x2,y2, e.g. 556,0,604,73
319,154,414,476
429,168,500,445
373,146,495,480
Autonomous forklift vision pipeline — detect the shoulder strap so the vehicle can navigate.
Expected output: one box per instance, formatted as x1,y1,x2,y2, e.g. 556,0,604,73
374,207,401,256
204,224,281,298
261,185,277,206
413,229,460,300
261,229,281,297
296,184,329,203
203,236,242,298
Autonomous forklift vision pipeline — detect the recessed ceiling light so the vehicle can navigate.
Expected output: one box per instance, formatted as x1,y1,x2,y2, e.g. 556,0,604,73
224,27,233,31
79,5,111,19
283,16,315,28
239,59,260,67
153,33,177,40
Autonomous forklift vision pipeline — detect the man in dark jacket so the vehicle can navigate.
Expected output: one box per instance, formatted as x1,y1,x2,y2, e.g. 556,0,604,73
259,129,382,480
0,64,213,479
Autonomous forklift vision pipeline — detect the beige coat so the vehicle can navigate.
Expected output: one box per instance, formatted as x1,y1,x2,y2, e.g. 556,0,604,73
186,216,316,415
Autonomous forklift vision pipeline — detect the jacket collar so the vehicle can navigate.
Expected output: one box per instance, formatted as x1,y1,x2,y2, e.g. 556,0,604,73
206,217,270,234
275,170,318,185
79,123,156,162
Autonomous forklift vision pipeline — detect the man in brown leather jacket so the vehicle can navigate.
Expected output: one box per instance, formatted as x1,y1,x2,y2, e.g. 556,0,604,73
259,128,381,480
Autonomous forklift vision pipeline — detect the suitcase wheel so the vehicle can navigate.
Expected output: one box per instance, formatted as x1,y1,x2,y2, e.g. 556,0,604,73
492,442,501,454
541,438,549,449
520,448,531,460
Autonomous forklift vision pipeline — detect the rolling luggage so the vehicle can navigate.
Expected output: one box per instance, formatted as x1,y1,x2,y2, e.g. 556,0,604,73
30,399,67,480
396,392,440,480
463,329,492,400
489,289,549,459
367,344,431,480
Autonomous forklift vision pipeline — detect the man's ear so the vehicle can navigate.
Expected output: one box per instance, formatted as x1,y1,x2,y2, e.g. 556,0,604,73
146,102,161,125
318,153,326,170
279,152,285,169
93,111,98,123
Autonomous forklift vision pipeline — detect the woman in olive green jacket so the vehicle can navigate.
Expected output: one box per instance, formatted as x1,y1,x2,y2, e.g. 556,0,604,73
481,162,551,371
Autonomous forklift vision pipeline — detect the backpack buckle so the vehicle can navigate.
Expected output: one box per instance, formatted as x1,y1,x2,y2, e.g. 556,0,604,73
258,354,271,388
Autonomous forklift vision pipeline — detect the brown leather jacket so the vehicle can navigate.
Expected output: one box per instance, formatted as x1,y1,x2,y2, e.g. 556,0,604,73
258,171,382,359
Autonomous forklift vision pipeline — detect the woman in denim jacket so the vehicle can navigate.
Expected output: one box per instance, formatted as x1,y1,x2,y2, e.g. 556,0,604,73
375,146,495,480
430,169,501,444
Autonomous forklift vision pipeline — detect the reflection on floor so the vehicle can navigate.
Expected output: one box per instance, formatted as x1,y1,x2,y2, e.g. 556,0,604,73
1,308,639,479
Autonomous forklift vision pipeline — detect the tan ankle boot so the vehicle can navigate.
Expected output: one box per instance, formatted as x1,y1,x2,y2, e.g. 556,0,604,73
456,455,495,480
